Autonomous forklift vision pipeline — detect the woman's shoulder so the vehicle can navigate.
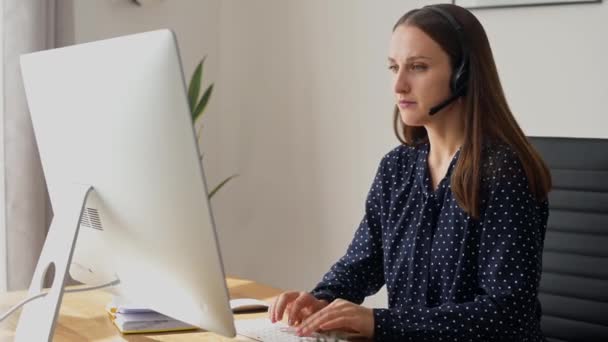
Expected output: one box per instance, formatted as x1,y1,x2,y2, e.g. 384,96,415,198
482,138,517,159
481,139,524,176
480,139,531,193
479,139,549,218
379,143,421,170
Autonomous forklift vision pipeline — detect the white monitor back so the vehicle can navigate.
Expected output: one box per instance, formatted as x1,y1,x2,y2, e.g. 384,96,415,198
19,29,235,337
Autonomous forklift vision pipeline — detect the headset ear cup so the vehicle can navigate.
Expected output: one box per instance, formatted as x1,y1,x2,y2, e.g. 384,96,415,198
450,72,459,93
451,60,469,95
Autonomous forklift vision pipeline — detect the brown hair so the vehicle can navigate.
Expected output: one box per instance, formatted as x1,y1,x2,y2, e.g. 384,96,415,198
392,4,551,219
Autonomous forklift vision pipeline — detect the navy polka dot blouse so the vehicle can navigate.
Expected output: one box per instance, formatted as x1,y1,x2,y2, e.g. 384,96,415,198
310,141,549,341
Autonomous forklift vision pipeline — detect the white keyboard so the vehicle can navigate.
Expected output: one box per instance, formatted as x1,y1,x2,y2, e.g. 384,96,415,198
235,318,350,341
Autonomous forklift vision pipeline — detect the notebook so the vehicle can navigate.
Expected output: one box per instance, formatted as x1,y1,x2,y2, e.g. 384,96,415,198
105,295,197,334
105,295,270,334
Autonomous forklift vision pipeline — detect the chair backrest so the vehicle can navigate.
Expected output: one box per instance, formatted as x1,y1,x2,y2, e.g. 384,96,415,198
529,136,608,342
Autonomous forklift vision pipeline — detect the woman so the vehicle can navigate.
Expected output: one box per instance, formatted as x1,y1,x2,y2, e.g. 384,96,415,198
269,4,551,341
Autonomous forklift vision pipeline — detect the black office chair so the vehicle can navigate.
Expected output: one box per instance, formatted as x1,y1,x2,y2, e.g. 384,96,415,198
529,137,608,342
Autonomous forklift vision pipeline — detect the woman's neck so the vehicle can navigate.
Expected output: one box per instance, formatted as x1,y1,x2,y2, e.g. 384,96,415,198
424,106,465,165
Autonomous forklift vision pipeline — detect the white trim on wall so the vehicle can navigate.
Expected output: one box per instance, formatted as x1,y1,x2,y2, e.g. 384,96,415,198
0,0,7,292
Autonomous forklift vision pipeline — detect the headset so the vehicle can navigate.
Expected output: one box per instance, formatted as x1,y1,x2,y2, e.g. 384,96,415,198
422,5,470,116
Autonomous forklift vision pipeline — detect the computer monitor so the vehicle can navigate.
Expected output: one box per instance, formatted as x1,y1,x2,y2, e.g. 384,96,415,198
18,29,235,340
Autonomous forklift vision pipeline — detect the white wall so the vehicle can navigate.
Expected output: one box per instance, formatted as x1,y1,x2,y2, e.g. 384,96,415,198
213,0,412,308
58,0,220,80
0,0,5,292
57,0,608,308
473,3,608,138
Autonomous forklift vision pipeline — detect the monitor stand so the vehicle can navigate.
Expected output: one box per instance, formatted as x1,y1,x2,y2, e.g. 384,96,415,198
14,183,93,342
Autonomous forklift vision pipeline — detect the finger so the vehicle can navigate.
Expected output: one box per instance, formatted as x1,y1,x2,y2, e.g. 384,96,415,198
267,302,273,320
292,306,315,327
300,298,345,324
286,292,307,323
287,293,313,325
300,301,354,334
319,316,358,333
273,294,289,323
273,292,296,323
268,296,281,321
297,305,344,337
269,295,280,322
284,303,293,323
297,305,331,328
300,300,337,326
269,295,283,322
300,306,314,321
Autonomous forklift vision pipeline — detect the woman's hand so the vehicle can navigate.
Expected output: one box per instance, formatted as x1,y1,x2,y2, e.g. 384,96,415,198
296,298,375,338
268,291,329,326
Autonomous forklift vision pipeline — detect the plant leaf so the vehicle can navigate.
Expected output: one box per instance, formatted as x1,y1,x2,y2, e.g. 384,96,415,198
208,174,238,199
188,56,206,114
192,83,214,124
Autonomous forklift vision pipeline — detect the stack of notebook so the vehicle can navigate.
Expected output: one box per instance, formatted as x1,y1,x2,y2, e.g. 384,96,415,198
105,295,197,334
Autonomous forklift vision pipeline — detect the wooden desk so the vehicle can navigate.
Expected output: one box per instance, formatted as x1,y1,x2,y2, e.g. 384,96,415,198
0,277,281,341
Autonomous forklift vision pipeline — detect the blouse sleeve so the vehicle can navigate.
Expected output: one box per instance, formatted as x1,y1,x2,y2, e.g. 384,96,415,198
309,153,390,304
373,147,549,341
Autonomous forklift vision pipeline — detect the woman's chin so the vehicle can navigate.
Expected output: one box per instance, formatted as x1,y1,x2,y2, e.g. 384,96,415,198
399,111,427,127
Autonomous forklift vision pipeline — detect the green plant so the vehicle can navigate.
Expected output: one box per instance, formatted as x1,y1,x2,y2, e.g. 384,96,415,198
187,56,238,199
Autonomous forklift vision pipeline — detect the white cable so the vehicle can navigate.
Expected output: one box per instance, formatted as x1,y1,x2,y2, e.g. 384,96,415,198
0,278,120,322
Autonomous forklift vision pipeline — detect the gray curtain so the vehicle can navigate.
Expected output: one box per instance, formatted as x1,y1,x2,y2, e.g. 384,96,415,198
1,0,55,291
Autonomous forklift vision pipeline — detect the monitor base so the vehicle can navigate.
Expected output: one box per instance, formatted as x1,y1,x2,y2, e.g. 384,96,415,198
15,183,93,342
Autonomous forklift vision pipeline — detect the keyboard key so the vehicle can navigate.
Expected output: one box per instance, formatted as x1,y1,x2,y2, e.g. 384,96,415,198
235,317,350,341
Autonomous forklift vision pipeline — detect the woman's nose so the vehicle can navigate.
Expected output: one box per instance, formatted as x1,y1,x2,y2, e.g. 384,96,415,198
393,72,410,94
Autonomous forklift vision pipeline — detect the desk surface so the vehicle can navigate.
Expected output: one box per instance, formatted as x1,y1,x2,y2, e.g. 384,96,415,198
0,277,282,341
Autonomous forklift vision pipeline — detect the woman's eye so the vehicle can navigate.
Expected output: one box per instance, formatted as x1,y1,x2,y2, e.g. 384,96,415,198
410,64,427,71
388,65,398,72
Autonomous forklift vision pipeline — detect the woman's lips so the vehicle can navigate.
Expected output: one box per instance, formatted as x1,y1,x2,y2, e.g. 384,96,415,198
399,100,416,108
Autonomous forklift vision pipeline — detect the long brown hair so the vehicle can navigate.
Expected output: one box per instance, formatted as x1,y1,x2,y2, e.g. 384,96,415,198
392,4,551,219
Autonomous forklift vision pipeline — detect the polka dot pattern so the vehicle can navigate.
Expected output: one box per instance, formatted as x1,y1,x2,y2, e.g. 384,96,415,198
310,142,549,341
